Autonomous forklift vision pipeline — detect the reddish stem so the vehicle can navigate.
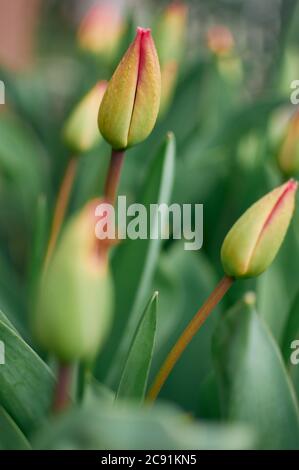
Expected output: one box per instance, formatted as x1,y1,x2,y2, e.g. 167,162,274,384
104,149,125,204
45,157,78,268
52,363,73,413
147,275,234,402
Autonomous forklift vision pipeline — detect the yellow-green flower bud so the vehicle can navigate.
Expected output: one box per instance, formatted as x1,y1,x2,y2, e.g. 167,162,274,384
221,180,298,279
206,25,243,85
63,81,107,153
98,27,161,150
78,3,124,60
277,110,299,176
155,2,188,115
33,200,113,363
206,25,234,57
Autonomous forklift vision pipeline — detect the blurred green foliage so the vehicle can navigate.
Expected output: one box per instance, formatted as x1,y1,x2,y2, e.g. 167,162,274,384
0,0,299,450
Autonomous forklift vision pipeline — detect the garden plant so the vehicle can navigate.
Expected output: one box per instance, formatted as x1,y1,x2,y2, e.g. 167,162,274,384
0,0,299,452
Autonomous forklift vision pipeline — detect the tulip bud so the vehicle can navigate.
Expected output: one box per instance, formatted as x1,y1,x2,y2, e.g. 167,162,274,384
221,180,298,279
98,27,161,150
33,200,113,363
155,2,188,115
206,26,242,85
78,3,124,60
277,110,299,176
63,81,107,154
268,105,293,150
206,25,234,57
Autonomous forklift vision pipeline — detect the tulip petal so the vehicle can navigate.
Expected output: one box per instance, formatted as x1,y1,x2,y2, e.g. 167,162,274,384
128,29,161,147
278,111,299,175
221,180,298,278
98,27,161,150
63,81,107,153
33,200,114,362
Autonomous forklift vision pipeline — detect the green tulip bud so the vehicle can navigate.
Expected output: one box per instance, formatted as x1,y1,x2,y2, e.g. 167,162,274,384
98,27,161,150
33,200,113,363
155,2,188,116
78,3,125,61
206,25,243,85
206,25,234,57
221,180,298,279
63,81,107,153
277,110,299,176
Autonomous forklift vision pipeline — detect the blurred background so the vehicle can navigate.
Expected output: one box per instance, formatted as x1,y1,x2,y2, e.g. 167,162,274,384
1,0,299,450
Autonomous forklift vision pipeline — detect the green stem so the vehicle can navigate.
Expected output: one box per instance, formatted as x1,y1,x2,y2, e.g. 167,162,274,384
45,157,78,269
147,275,234,402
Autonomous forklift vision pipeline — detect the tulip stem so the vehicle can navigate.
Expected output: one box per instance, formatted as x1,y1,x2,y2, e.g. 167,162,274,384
147,275,234,402
52,363,73,413
45,157,78,268
104,149,125,204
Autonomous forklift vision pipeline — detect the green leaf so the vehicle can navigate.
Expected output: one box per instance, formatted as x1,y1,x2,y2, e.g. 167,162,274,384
0,407,30,450
116,292,157,402
150,243,221,414
71,144,110,209
198,372,221,420
282,288,299,361
152,253,182,350
257,222,299,342
0,111,45,220
32,400,256,450
0,315,55,435
84,378,115,406
100,133,175,387
0,309,18,334
28,194,49,298
213,294,299,449
0,250,28,336
281,289,299,402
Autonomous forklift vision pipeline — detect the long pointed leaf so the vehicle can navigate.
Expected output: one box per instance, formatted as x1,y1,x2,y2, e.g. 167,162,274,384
116,292,157,402
0,407,30,450
102,133,175,387
213,294,299,449
0,315,55,434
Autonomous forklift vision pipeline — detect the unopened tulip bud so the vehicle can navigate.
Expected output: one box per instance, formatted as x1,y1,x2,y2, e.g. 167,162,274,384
78,3,124,60
33,200,113,363
98,27,161,150
221,180,298,279
206,25,234,57
277,110,299,176
206,25,242,84
63,81,107,153
155,2,188,115
156,2,188,65
268,106,293,149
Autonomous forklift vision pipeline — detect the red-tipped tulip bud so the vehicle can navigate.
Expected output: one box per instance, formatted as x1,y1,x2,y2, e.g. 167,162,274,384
206,25,242,84
155,2,188,115
156,2,188,65
268,106,293,149
63,81,107,153
98,27,161,150
206,25,234,57
33,200,114,363
78,3,124,60
277,110,299,176
221,180,298,279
